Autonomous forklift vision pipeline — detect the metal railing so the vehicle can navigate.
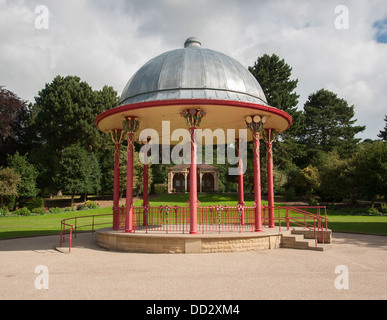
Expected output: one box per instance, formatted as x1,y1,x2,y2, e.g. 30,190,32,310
270,205,328,246
61,205,328,251
60,214,112,252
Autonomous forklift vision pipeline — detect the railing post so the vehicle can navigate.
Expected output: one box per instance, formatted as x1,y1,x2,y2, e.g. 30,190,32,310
286,208,289,230
60,222,63,247
278,207,281,232
69,227,72,253
74,217,77,239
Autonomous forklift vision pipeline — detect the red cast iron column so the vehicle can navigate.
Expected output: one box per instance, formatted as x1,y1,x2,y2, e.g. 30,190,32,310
190,126,198,234
143,142,149,226
253,131,262,232
110,130,124,231
237,139,245,225
246,116,265,232
181,109,206,235
123,117,139,233
264,129,276,229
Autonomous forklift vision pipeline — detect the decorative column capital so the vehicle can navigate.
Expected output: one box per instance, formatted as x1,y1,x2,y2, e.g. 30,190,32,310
123,117,140,133
245,115,267,134
262,128,277,144
110,129,124,144
181,108,206,128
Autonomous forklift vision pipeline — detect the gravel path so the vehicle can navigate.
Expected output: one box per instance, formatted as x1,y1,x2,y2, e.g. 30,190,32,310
0,231,386,300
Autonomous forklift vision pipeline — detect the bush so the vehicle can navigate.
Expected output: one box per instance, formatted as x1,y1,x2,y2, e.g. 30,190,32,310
32,207,47,215
366,207,381,216
381,203,387,215
24,197,44,211
48,207,62,214
77,204,88,211
0,206,10,216
2,195,16,210
154,184,167,194
85,200,100,209
13,207,31,216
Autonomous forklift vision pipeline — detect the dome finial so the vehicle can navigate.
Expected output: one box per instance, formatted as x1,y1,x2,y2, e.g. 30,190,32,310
184,37,201,48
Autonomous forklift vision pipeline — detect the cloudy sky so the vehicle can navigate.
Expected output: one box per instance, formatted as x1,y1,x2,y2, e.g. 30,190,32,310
1,0,386,139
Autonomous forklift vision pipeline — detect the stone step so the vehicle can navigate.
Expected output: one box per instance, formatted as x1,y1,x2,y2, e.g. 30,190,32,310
280,231,332,251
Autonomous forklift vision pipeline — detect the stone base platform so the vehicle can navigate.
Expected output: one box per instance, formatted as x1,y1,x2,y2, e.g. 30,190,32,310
96,227,286,254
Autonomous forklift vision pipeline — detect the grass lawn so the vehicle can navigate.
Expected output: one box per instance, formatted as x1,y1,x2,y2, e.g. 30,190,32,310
0,207,112,239
1,193,386,239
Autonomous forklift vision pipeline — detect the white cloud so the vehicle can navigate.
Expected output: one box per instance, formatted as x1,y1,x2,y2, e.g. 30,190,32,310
0,0,386,139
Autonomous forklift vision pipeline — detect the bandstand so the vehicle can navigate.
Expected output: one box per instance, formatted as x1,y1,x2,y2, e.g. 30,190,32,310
94,37,329,253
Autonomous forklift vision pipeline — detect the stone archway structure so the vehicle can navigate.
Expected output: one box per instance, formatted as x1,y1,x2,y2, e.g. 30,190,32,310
168,164,219,194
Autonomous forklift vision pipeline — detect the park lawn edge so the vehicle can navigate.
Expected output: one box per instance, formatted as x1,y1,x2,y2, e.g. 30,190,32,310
1,194,387,239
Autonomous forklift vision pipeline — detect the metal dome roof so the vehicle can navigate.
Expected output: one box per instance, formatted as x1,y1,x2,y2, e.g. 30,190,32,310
95,37,292,141
119,38,268,107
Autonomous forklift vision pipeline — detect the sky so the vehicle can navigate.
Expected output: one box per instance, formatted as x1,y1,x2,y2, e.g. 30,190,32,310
0,0,386,140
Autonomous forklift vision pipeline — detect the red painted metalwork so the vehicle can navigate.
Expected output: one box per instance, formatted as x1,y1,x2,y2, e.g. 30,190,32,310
237,140,245,225
125,130,134,233
128,205,257,234
143,147,149,226
253,131,263,232
59,206,328,252
190,126,198,234
267,205,328,247
60,221,74,252
265,129,275,228
113,141,120,230
110,129,124,231
60,214,112,252
95,99,293,130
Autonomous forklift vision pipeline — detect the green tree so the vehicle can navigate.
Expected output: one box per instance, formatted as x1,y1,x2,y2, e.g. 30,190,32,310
378,115,387,141
30,75,119,192
351,141,387,204
31,75,116,152
317,150,352,202
54,145,101,207
249,54,299,116
249,54,305,171
300,165,321,196
301,89,365,160
0,167,20,207
7,152,39,199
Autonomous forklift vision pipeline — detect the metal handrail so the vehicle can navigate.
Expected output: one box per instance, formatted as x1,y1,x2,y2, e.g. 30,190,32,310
60,206,328,251
274,206,328,247
60,214,113,252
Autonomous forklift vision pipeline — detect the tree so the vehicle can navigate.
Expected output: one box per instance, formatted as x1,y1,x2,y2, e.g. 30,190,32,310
30,75,119,192
0,167,20,208
351,141,387,204
0,86,31,165
249,54,305,171
300,165,321,197
31,75,116,152
249,54,299,116
301,89,365,160
378,115,387,141
54,145,101,207
7,152,39,200
317,150,352,202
